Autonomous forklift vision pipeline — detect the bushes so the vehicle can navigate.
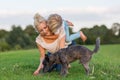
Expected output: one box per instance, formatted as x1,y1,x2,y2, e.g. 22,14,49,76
0,25,37,52
0,39,11,51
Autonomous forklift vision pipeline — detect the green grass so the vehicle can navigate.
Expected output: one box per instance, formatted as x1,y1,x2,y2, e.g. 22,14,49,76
0,44,120,80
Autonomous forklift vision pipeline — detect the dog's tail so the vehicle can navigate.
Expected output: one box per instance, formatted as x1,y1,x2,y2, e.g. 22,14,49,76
93,37,100,53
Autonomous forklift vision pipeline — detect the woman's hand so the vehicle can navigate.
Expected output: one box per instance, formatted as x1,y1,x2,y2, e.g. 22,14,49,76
33,64,44,76
33,44,45,76
33,69,40,76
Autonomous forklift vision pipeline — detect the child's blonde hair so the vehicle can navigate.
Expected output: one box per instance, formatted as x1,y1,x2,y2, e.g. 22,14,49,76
47,14,62,33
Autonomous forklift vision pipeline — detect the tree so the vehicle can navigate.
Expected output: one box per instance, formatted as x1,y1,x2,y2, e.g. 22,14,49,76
0,29,8,38
24,25,37,40
24,25,38,48
0,39,10,51
80,25,109,44
6,25,31,49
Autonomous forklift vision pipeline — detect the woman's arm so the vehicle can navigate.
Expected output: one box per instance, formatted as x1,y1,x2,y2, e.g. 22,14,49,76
33,43,46,75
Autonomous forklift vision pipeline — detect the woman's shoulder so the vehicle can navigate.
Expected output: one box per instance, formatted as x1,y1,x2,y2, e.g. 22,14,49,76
36,34,41,39
36,34,44,44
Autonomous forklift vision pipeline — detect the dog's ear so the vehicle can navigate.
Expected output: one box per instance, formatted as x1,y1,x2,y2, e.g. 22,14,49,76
45,54,47,58
45,54,49,62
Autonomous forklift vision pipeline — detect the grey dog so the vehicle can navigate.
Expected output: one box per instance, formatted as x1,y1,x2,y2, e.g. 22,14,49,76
43,37,100,76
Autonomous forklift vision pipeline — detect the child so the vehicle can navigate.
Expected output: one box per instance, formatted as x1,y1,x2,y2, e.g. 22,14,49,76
47,14,87,44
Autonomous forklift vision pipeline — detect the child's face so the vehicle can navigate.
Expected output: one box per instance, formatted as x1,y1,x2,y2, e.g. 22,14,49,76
37,21,50,36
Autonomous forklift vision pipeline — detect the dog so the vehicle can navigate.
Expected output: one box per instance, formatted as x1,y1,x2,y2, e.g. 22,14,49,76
43,37,100,76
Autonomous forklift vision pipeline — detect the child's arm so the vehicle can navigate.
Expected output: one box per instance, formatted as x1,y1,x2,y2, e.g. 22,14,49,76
66,20,74,27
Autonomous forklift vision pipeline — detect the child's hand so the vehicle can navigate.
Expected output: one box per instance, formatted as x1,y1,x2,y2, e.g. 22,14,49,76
66,20,74,26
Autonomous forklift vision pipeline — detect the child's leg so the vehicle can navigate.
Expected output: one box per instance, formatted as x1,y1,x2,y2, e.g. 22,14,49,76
64,21,80,42
80,31,87,42
68,32,80,41
64,20,70,42
64,21,87,42
69,31,87,42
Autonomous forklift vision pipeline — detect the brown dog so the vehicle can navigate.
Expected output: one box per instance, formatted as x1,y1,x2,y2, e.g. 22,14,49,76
43,37,100,76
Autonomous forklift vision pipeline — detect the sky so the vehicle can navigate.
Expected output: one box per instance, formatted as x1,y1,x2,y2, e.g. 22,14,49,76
0,0,120,32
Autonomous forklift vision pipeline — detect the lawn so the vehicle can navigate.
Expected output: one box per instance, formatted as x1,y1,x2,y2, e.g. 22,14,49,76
0,44,120,80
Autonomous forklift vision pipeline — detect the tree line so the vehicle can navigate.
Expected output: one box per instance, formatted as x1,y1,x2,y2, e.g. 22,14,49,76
0,23,120,52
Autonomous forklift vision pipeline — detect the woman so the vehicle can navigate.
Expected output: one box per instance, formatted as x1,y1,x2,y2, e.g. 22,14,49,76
33,13,67,75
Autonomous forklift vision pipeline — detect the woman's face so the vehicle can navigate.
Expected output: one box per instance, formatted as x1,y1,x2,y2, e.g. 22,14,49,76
37,21,50,36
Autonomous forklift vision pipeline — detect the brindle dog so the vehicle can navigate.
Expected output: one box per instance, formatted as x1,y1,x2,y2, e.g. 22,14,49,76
43,37,100,76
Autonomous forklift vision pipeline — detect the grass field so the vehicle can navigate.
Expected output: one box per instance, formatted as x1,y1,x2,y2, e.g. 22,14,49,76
0,44,120,80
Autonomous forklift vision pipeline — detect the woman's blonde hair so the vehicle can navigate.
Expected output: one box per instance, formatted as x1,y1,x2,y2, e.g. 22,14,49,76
47,14,62,33
33,13,46,30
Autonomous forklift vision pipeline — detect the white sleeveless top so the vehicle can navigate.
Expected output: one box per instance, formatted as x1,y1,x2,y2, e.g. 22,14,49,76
36,26,69,54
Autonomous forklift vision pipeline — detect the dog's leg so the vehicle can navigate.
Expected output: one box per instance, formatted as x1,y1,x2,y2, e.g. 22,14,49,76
82,62,90,75
60,63,68,77
64,63,69,75
60,65,64,75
